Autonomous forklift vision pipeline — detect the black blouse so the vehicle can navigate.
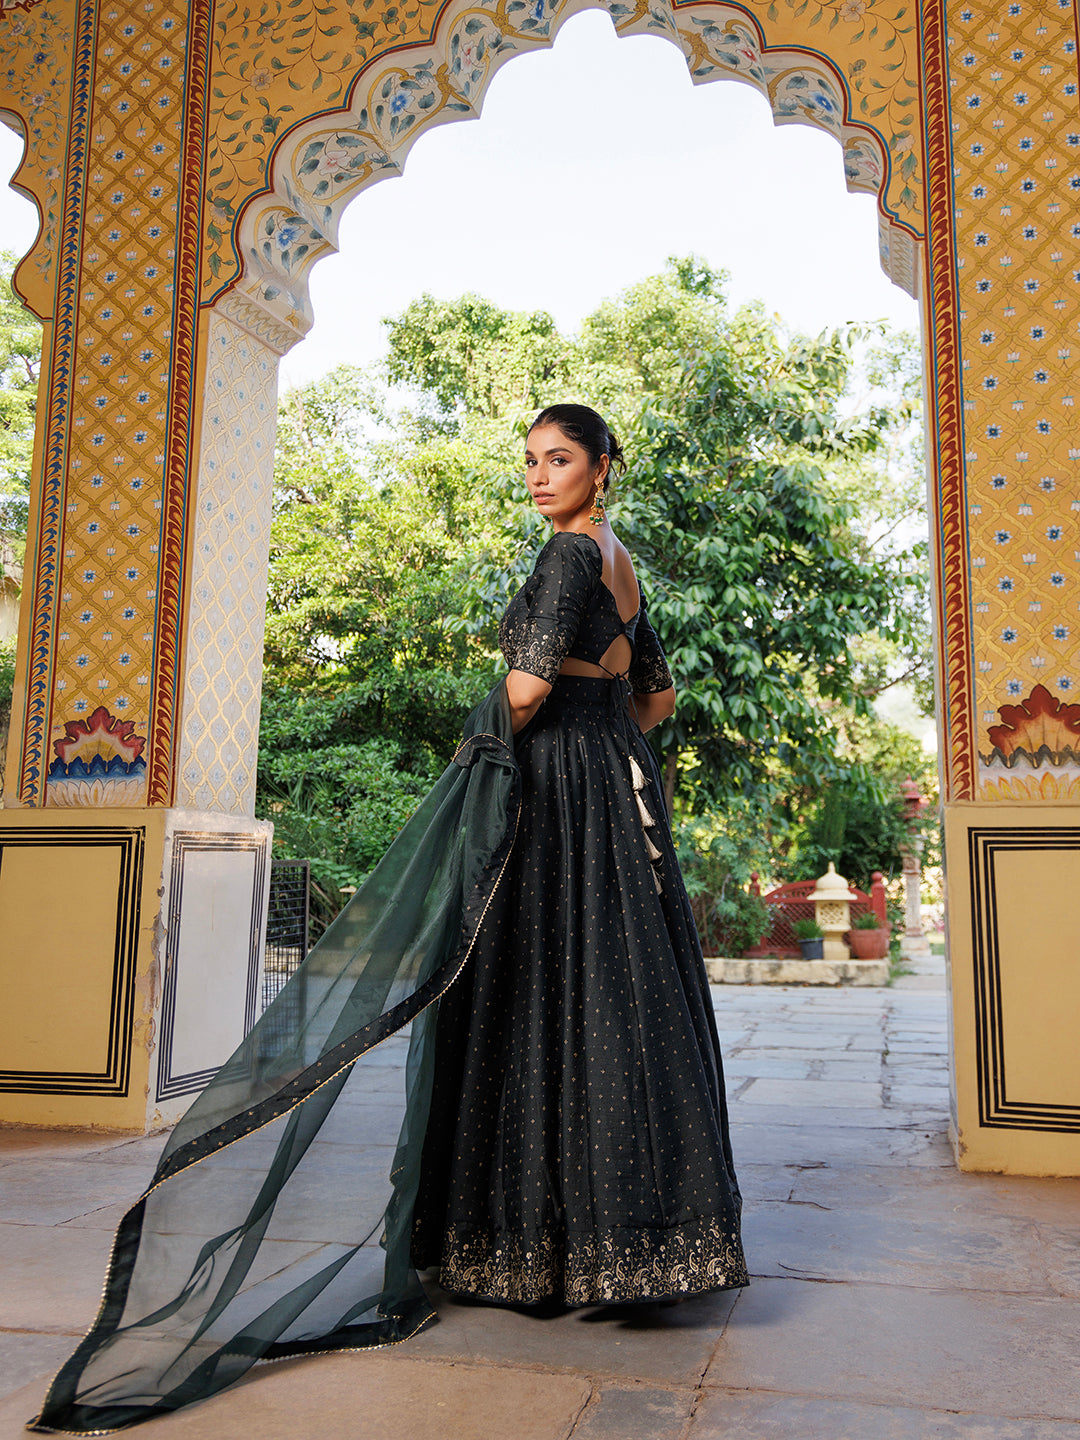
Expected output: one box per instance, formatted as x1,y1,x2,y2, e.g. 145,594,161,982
498,531,674,693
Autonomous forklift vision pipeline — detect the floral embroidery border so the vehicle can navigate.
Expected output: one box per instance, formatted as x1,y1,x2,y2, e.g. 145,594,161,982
438,1215,749,1305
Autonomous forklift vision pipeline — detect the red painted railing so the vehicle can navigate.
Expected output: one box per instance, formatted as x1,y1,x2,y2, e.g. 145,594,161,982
743,871,887,957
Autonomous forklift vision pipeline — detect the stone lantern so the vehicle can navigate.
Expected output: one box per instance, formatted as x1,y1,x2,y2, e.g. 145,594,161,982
809,863,858,962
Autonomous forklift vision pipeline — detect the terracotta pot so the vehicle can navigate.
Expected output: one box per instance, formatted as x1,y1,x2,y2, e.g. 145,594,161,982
849,926,889,959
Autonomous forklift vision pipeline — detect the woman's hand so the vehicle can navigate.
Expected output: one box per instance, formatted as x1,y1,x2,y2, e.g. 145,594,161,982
630,687,676,734
506,669,552,734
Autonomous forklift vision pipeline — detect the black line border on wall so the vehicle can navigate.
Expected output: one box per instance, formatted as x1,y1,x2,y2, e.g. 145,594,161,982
0,826,144,1095
969,826,1080,1132
156,832,267,1102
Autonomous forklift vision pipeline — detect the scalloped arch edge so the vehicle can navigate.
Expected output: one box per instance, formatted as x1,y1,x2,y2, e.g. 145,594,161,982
210,0,925,355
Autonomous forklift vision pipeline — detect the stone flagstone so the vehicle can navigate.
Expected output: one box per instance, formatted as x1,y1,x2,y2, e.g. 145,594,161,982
2,958,1079,1439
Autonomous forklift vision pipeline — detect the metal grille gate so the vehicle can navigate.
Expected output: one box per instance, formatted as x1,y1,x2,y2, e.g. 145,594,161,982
262,859,310,1012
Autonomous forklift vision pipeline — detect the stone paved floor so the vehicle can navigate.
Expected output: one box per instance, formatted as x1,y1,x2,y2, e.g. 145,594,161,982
3,965,1080,1439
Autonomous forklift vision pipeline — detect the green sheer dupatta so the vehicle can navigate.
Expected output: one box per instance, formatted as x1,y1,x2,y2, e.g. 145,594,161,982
33,682,521,1435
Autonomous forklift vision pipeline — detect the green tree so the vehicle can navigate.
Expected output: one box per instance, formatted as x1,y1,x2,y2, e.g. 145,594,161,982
824,326,933,717
379,261,926,817
614,310,922,812
0,253,39,791
0,633,15,794
383,293,568,422
261,259,931,923
256,367,498,914
779,708,939,890
265,366,492,742
0,250,40,545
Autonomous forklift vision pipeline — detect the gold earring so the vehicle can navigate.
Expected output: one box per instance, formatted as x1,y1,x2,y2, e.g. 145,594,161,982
589,479,606,526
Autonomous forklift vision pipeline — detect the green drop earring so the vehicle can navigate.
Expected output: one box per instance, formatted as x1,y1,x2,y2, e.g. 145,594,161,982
589,478,606,526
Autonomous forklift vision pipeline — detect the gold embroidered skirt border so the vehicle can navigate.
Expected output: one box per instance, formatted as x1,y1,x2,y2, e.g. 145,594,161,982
436,1215,749,1306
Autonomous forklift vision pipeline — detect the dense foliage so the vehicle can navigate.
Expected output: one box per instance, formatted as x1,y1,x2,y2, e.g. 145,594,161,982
0,251,39,543
259,259,936,928
0,246,937,936
0,253,40,792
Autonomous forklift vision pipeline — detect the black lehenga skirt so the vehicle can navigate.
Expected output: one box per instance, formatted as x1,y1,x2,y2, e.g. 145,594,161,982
34,676,745,1434
412,675,747,1305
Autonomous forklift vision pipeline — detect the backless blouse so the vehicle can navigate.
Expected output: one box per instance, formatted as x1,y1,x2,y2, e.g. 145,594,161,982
498,531,673,693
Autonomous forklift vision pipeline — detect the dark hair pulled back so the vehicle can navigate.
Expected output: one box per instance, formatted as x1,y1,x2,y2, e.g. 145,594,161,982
528,404,625,493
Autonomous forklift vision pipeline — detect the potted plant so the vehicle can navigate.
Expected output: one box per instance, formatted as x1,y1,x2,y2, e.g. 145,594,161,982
849,910,890,959
792,917,825,960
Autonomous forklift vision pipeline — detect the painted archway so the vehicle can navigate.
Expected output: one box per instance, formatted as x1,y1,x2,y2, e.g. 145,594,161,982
0,0,1078,1169
212,0,923,345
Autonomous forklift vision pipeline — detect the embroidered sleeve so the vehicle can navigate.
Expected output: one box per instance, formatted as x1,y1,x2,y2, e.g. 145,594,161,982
628,602,674,694
498,532,602,685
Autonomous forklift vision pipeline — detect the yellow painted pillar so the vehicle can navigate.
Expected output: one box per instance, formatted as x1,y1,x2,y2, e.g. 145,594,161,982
923,0,1080,1174
0,0,274,1131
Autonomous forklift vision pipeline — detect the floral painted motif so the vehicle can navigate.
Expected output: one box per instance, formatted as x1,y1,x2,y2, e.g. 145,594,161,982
449,14,507,103
632,0,921,216
202,0,449,286
369,61,453,144
683,17,774,85
843,138,882,188
773,71,844,129
253,210,326,281
983,684,1080,767
292,131,396,211
46,706,148,807
314,142,350,177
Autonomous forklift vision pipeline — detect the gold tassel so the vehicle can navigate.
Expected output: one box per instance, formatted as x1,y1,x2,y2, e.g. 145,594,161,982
628,754,663,891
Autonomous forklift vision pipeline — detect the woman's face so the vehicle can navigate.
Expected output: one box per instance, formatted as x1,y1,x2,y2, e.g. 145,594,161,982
524,424,608,527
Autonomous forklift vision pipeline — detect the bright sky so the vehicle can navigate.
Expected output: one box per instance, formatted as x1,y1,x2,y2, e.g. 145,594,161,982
1,8,919,389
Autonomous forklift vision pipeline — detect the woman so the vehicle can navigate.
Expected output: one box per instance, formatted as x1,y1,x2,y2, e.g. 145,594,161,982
411,404,747,1305
33,405,745,1435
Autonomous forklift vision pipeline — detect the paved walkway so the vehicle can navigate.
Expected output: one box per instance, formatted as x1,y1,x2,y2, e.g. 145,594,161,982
3,966,1080,1439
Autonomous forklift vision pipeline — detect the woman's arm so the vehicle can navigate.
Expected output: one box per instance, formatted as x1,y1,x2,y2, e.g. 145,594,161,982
506,668,553,734
631,686,676,734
